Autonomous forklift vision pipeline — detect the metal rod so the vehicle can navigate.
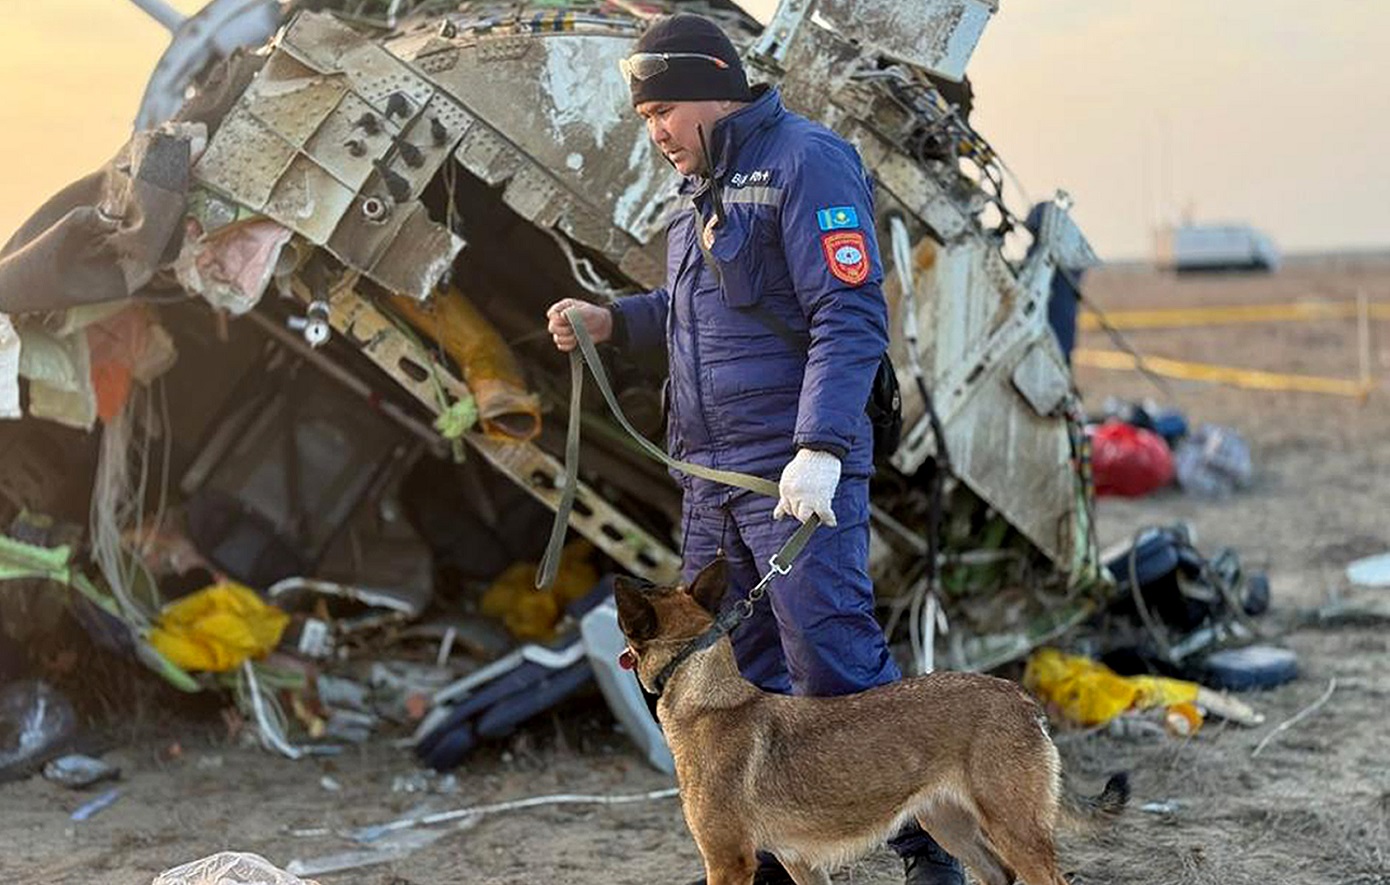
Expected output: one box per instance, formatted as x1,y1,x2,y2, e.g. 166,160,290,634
244,310,447,453
127,0,187,33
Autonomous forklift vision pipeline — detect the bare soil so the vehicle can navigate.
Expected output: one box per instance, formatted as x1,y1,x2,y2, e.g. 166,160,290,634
2,259,1388,885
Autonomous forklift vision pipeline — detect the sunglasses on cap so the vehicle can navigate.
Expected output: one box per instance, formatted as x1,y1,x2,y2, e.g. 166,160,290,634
619,51,730,82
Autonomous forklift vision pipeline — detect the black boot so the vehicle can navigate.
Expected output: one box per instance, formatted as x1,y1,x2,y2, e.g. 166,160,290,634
902,839,965,885
684,854,797,885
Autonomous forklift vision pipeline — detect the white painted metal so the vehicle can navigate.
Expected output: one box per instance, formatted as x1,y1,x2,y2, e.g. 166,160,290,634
128,0,186,33
134,0,282,131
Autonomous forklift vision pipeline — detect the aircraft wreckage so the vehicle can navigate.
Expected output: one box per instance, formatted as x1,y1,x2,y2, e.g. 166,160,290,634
0,0,1110,739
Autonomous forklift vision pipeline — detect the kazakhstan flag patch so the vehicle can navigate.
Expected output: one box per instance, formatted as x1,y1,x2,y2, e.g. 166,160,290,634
816,206,859,231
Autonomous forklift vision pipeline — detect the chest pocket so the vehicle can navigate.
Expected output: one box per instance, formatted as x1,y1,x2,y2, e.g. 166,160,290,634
700,209,766,309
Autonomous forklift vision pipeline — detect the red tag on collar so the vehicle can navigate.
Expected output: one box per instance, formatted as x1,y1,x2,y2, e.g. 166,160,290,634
821,231,870,285
618,648,637,670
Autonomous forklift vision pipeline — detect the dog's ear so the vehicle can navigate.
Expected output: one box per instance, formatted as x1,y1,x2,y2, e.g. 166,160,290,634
687,557,729,614
614,576,659,641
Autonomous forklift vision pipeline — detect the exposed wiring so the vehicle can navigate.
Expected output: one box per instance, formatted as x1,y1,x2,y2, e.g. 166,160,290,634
238,660,305,760
545,226,628,304
351,786,682,843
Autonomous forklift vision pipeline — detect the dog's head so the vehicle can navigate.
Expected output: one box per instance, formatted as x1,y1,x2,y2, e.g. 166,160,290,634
612,558,730,693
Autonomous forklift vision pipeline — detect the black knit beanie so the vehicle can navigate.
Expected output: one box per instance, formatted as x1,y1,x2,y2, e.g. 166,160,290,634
626,14,752,106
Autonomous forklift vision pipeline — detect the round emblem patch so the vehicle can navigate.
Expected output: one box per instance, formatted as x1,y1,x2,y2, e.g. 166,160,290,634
820,231,870,285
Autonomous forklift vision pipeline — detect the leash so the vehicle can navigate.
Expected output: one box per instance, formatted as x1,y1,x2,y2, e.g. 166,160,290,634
536,308,820,681
538,307,795,587
649,515,817,695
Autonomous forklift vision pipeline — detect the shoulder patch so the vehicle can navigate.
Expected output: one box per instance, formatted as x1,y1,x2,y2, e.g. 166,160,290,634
816,206,859,231
821,231,870,285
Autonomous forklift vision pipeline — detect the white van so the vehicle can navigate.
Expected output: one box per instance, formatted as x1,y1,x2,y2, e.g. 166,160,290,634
1154,224,1282,273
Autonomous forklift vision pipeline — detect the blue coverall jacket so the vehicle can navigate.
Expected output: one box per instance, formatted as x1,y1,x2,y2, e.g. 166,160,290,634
610,84,901,698
611,86,889,498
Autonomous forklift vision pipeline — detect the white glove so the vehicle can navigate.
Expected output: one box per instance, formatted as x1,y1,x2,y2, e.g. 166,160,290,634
773,449,841,526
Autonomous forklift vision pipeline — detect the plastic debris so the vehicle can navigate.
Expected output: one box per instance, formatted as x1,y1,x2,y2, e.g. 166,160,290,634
1141,800,1181,814
71,787,122,821
1346,552,1390,588
1090,421,1175,497
153,851,320,885
480,540,597,641
287,827,453,877
392,770,460,795
1200,645,1299,691
0,680,76,782
42,754,120,789
1024,648,1201,729
1174,424,1253,497
148,582,290,672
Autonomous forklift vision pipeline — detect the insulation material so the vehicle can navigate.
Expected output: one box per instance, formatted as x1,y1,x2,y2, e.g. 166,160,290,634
87,304,179,422
19,324,97,430
0,314,19,419
174,218,295,315
0,125,200,314
386,287,541,442
16,304,177,428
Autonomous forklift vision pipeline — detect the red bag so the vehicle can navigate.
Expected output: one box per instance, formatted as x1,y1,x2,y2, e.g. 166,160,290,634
1090,421,1175,497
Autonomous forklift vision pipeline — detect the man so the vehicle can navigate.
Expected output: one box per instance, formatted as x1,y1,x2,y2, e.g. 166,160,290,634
547,14,963,885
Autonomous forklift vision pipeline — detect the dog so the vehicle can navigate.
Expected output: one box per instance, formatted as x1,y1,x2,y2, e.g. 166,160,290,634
613,559,1128,885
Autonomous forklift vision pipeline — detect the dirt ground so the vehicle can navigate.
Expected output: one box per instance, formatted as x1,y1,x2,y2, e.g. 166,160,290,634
2,258,1388,885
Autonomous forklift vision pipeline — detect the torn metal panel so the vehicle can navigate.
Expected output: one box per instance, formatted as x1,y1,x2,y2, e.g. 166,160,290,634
814,0,998,81
885,228,1081,566
363,203,463,302
265,155,359,244
1012,343,1072,418
193,10,468,299
195,105,299,208
391,25,678,263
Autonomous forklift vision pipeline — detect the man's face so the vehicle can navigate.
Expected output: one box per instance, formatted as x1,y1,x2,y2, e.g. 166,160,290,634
636,99,733,176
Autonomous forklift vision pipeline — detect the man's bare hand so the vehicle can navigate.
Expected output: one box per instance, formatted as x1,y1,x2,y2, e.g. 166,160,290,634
546,299,613,352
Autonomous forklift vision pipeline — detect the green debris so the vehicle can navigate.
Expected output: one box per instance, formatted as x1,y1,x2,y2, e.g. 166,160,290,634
0,533,199,693
434,395,478,439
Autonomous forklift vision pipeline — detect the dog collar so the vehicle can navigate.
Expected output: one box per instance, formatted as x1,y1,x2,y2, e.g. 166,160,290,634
649,604,747,696
645,517,822,697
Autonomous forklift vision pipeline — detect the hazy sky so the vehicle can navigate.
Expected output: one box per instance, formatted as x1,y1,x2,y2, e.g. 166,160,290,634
1,0,1386,259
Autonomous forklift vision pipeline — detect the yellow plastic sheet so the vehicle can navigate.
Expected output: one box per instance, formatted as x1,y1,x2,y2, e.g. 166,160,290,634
481,540,598,641
1023,648,1200,728
148,582,290,672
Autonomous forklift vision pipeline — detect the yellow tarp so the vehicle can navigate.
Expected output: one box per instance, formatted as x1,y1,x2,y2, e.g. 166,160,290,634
481,540,598,642
1024,647,1201,728
148,582,290,672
